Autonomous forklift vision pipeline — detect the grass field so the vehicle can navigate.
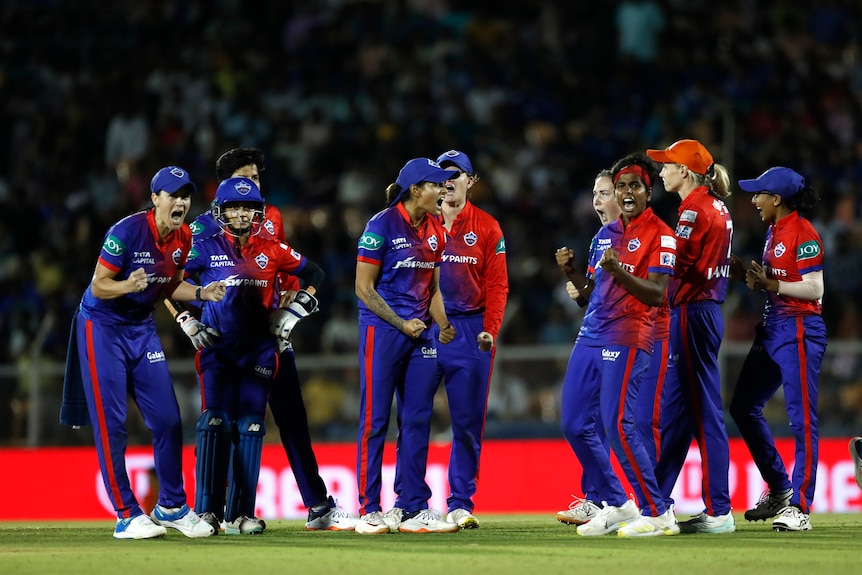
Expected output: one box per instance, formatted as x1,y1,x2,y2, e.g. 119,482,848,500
2,514,860,575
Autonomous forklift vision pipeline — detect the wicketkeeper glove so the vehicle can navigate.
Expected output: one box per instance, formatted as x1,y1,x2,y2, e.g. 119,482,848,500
176,310,220,350
269,289,319,344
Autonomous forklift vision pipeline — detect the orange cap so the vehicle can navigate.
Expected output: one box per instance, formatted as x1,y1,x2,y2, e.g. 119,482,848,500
646,139,714,175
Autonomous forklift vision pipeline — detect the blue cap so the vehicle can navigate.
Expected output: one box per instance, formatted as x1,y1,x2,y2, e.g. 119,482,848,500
150,166,197,195
738,167,805,200
395,158,456,189
389,158,457,207
215,177,264,206
436,149,474,174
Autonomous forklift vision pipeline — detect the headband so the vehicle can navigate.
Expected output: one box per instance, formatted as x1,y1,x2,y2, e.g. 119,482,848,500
613,165,652,188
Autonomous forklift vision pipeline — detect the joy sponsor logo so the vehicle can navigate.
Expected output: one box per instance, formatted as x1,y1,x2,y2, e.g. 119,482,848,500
103,235,125,256
797,240,820,260
358,232,384,250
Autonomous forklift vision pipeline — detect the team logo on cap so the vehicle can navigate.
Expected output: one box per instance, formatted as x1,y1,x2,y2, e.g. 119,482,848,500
235,180,252,195
442,150,459,158
255,253,269,269
628,238,641,252
464,231,478,246
170,167,185,178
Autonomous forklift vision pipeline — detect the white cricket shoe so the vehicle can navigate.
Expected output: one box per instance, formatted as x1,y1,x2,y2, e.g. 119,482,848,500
679,510,736,534
398,509,459,533
744,488,792,521
556,497,601,525
305,498,357,531
447,508,479,529
576,500,639,536
382,507,403,533
150,504,214,538
113,514,167,540
617,510,680,537
355,511,391,535
223,515,265,535
772,506,812,532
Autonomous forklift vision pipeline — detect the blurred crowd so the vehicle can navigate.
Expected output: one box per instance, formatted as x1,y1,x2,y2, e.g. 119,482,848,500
2,0,862,443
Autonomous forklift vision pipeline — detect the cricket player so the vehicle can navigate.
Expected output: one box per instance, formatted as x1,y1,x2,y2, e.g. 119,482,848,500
646,139,735,534
354,158,458,535
167,147,353,531
432,149,508,529
184,176,322,535
558,153,679,537
62,166,224,539
729,167,827,532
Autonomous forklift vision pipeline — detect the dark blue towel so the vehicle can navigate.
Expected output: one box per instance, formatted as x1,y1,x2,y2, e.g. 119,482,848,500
60,311,91,427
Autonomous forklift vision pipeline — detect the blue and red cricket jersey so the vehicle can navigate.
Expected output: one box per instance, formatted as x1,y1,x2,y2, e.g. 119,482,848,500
185,232,307,338
562,207,676,515
579,207,676,352
357,203,446,326
761,211,823,318
81,210,191,322
437,201,508,337
190,205,299,297
74,209,192,520
730,210,826,513
355,202,446,515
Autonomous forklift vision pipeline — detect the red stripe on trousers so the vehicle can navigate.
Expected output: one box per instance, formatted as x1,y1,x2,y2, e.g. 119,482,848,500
795,317,813,512
357,326,375,514
86,320,127,518
617,349,657,515
651,340,669,461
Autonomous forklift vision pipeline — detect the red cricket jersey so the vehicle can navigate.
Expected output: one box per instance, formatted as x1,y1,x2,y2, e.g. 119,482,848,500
438,201,508,338
669,186,732,307
762,211,824,319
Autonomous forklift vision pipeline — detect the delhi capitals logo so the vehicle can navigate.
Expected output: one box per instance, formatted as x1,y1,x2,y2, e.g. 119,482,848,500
235,180,252,195
428,234,439,252
774,242,786,258
169,167,185,178
464,231,478,246
627,238,641,252
171,248,183,265
264,219,275,236
255,253,269,269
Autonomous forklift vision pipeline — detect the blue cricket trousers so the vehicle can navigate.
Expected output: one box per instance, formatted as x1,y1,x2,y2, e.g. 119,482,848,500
76,314,186,519
654,301,732,516
730,316,826,513
434,314,493,513
356,324,437,515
